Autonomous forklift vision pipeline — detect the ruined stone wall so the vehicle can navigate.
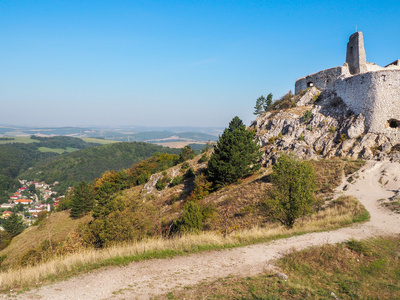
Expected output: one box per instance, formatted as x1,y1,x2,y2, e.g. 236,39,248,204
334,69,400,143
346,32,367,75
295,65,350,94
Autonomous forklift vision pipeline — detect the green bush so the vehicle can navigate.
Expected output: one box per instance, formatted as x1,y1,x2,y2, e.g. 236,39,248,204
200,153,209,162
264,154,316,228
156,175,171,190
302,110,313,124
179,145,196,162
185,167,195,178
180,161,190,172
175,200,215,234
170,175,184,187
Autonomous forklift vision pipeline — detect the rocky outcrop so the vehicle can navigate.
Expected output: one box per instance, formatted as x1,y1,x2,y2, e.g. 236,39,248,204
251,90,399,165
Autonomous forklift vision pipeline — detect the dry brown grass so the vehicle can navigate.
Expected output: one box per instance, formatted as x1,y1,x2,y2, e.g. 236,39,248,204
0,211,91,267
0,196,365,291
311,159,344,193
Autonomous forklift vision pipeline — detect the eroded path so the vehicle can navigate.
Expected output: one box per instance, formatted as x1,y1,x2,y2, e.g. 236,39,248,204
18,161,400,299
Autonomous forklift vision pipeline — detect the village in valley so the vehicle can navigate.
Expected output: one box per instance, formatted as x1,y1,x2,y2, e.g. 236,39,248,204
0,180,64,226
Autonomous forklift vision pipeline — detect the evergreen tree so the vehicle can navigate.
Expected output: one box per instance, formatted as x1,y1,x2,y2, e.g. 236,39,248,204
3,213,26,237
254,95,266,115
264,93,273,110
206,116,261,188
265,154,316,228
92,181,117,219
70,181,95,219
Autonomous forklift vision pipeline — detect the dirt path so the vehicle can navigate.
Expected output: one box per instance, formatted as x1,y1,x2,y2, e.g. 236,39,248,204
16,161,400,300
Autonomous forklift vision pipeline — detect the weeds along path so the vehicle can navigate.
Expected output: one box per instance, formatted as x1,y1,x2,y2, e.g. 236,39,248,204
16,161,400,300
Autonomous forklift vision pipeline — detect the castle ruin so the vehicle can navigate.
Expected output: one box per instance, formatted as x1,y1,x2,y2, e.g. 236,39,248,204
295,32,400,143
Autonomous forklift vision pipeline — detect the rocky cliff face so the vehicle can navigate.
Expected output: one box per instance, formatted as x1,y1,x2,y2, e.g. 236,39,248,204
251,87,400,165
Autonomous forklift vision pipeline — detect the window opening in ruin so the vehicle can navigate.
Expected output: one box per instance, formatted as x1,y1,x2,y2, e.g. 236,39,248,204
388,119,400,128
307,82,314,88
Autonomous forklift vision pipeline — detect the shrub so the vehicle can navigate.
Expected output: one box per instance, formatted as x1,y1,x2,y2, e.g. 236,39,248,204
299,134,305,141
179,145,196,162
156,175,171,190
187,174,212,201
83,195,156,248
270,91,296,110
137,171,151,185
185,167,195,178
176,201,204,233
175,200,215,234
180,161,190,172
264,154,316,228
268,137,275,145
170,175,184,187
303,110,313,124
3,213,26,237
199,153,208,163
312,92,322,102
156,179,166,190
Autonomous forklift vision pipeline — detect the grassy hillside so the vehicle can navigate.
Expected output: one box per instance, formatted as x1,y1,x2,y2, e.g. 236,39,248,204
0,152,369,290
0,211,92,267
20,142,180,194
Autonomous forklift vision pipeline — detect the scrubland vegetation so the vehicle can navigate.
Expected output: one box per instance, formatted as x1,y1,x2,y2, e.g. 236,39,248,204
0,116,371,292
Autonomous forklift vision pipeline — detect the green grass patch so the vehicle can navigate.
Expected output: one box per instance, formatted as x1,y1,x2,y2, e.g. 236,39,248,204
38,146,80,154
164,236,400,299
81,138,118,144
0,136,39,144
352,209,370,223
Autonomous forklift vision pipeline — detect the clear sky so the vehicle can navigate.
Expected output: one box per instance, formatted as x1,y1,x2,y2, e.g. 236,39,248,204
1,0,399,128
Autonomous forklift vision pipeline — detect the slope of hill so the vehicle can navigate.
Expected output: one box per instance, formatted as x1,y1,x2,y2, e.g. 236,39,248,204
0,136,103,202
19,142,180,194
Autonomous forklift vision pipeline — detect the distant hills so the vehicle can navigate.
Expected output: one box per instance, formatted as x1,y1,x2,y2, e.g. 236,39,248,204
0,125,221,145
0,136,180,201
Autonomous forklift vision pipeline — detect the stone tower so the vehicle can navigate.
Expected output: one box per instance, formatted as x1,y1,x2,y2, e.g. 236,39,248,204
346,31,367,75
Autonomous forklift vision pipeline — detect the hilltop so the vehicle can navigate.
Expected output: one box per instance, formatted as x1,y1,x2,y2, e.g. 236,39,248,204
251,87,400,165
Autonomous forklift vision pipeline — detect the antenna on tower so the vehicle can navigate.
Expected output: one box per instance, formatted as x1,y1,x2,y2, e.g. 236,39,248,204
356,25,357,32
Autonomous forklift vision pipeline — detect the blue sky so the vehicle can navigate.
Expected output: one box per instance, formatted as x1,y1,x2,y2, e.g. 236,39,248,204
1,0,399,127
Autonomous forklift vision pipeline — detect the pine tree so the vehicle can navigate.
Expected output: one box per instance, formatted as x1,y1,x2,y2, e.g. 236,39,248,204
70,181,95,219
254,95,266,115
264,93,273,110
206,116,261,188
92,181,117,219
3,213,26,237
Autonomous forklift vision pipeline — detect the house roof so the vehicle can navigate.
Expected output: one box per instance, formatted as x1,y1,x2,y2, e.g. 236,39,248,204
15,199,33,203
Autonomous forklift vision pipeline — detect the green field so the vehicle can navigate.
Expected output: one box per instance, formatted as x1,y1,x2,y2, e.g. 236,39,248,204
38,147,80,154
0,136,40,144
81,137,118,144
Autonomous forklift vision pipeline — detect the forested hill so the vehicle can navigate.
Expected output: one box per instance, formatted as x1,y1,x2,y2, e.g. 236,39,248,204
19,142,180,194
